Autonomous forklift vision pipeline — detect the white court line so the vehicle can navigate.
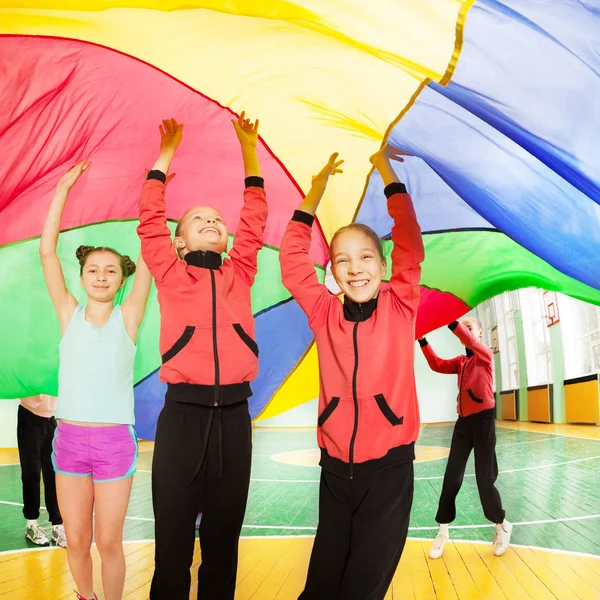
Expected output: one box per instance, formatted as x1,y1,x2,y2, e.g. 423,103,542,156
246,454,600,483
237,514,600,532
496,438,555,448
416,454,600,480
3,498,596,533
12,453,600,484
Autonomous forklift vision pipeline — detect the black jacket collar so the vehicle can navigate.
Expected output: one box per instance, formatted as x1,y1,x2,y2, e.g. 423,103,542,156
343,296,378,322
184,250,222,270
466,348,474,358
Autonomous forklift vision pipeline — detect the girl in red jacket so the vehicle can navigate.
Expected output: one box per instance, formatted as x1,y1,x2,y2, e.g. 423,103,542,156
418,318,512,559
280,146,424,600
137,115,267,600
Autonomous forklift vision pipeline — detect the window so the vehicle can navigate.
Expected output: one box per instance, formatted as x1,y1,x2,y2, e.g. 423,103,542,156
559,293,600,378
518,288,552,386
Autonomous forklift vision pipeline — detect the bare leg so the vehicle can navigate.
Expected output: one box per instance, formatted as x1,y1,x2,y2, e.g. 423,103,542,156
56,474,95,598
93,476,133,600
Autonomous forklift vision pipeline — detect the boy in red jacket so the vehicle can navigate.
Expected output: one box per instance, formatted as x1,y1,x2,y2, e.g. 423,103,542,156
137,115,267,600
280,146,423,600
418,318,512,559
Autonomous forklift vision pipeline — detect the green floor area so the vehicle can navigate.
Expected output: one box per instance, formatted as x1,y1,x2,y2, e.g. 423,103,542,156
1,425,599,556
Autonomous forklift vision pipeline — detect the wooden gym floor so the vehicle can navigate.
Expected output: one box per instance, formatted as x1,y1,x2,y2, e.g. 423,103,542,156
0,421,599,599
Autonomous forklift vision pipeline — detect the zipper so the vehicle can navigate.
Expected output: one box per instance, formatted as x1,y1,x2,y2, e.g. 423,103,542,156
210,269,220,406
458,361,467,417
348,306,362,479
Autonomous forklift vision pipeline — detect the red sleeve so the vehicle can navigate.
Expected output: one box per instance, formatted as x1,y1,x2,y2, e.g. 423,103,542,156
280,211,331,325
228,180,268,286
420,341,460,374
449,321,493,363
136,178,179,285
386,183,424,319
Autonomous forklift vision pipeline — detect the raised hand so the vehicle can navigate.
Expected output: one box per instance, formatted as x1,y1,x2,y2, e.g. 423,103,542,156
311,153,344,188
370,145,412,187
232,111,259,147
55,159,91,194
370,145,412,167
298,153,344,216
159,118,183,157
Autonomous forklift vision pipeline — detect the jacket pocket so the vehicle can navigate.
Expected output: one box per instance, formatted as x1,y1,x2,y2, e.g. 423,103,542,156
318,397,340,427
467,389,484,403
233,324,259,357
162,326,196,363
374,394,404,426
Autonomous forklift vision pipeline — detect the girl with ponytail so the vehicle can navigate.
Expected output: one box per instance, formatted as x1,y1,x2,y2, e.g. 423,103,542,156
39,160,152,600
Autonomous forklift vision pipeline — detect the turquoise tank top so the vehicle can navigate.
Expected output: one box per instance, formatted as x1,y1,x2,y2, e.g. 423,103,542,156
57,305,136,424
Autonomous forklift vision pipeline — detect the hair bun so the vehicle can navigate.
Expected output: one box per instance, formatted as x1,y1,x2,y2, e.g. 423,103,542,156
122,255,136,277
76,245,95,262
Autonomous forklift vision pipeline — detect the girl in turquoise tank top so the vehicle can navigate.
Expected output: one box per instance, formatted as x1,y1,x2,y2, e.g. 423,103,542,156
40,160,152,600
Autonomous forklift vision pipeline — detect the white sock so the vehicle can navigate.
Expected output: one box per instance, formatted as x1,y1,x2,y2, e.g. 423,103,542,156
26,519,38,528
438,523,449,537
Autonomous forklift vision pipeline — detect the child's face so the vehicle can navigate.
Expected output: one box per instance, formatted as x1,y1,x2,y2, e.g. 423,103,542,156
175,206,228,256
80,251,124,302
330,230,386,304
461,318,483,343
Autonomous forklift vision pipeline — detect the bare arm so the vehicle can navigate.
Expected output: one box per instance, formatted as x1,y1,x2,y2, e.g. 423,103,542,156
39,161,89,332
121,254,152,343
228,112,268,284
232,111,261,178
297,153,344,216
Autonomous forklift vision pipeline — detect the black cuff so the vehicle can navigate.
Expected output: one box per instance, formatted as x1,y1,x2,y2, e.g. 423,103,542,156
384,182,407,198
418,338,428,347
245,176,264,189
292,210,315,227
146,170,166,183
448,321,459,331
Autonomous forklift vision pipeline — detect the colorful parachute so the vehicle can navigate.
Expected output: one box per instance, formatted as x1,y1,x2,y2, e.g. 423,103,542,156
1,0,599,438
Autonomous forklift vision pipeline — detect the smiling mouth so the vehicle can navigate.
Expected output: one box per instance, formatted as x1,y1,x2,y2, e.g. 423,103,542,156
348,280,369,288
200,227,219,235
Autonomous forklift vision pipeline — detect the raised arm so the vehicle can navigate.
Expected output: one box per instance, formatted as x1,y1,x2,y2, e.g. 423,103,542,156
39,161,86,332
121,254,152,343
280,154,342,323
137,118,182,285
418,338,461,374
371,146,424,319
448,321,493,363
228,112,268,285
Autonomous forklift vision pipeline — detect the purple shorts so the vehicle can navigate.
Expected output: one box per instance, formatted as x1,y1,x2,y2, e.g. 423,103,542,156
52,421,138,483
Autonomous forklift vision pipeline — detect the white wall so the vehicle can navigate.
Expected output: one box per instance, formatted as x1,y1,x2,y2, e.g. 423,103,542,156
414,325,463,423
0,399,19,448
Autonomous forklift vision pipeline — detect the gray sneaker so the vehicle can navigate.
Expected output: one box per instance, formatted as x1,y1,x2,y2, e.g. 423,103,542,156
26,523,50,546
52,524,67,548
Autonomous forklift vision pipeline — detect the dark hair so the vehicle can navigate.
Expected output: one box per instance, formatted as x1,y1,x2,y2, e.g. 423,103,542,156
329,224,385,262
76,245,136,277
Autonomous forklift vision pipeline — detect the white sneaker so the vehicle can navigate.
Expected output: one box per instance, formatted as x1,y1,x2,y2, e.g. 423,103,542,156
429,532,449,559
493,520,513,556
26,523,50,546
52,524,67,548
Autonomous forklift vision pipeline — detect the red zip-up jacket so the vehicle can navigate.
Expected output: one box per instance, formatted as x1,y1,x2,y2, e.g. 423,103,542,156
419,322,494,417
137,171,267,406
280,182,424,478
